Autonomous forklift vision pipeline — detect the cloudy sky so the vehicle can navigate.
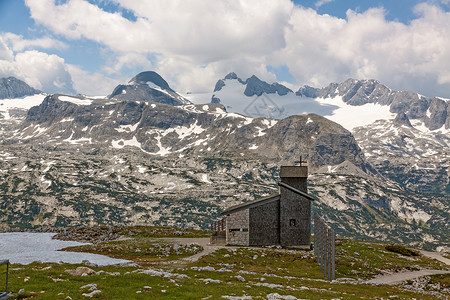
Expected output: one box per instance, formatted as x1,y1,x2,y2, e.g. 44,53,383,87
1,0,450,98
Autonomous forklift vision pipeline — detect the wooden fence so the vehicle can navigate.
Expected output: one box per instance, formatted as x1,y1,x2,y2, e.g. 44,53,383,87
314,212,335,281
210,218,225,232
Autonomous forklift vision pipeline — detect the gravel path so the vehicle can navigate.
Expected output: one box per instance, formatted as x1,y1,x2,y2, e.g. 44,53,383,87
157,237,228,264
366,250,450,285
366,269,450,285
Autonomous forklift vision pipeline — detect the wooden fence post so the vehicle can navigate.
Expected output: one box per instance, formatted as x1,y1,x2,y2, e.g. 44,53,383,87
314,213,335,281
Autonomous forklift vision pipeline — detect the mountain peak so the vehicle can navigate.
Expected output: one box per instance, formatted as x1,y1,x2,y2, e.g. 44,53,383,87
393,112,412,127
108,71,190,106
129,71,172,91
0,76,41,99
244,75,293,97
224,72,239,80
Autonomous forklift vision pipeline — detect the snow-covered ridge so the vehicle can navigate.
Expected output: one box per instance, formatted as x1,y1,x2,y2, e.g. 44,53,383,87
316,96,395,131
0,94,46,119
58,95,93,106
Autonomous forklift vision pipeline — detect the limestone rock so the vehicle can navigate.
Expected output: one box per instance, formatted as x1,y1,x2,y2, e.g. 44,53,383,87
66,267,97,276
0,77,41,99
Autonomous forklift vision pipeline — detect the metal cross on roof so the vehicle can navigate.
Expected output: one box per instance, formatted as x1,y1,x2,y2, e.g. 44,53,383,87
295,155,307,166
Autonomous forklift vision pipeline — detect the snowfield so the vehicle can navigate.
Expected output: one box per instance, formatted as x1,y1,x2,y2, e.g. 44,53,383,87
0,94,46,119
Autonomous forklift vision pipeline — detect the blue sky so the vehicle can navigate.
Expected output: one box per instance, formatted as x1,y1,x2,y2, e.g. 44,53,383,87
1,0,450,97
294,0,431,23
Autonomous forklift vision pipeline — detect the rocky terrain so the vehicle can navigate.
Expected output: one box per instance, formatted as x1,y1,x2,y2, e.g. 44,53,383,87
3,228,449,299
0,77,41,99
297,78,450,131
108,71,190,106
0,72,448,252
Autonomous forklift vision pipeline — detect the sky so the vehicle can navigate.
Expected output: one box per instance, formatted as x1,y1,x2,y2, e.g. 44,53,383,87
1,0,450,98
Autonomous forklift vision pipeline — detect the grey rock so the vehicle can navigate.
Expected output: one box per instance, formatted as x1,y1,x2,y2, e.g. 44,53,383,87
244,75,292,97
224,72,246,84
211,94,221,104
24,96,367,172
213,79,226,92
108,71,190,106
295,85,319,98
394,112,412,127
312,78,449,131
129,71,171,90
0,77,41,99
424,98,447,130
224,72,239,80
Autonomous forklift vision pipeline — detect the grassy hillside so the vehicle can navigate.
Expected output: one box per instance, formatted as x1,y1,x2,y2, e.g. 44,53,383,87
2,226,449,299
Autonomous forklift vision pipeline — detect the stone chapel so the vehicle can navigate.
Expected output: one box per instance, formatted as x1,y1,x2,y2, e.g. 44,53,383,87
214,165,315,247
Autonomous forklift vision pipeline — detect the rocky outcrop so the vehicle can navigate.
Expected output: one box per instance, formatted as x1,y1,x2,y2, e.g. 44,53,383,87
0,77,41,99
393,112,412,127
297,79,450,130
211,72,293,103
425,98,448,130
295,85,319,98
243,75,293,97
22,95,372,173
108,71,190,106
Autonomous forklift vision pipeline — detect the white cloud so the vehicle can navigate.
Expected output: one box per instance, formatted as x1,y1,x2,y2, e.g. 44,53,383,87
25,0,292,57
67,65,122,96
0,45,75,94
276,4,450,96
1,33,68,52
0,37,14,61
315,0,334,9
17,0,450,97
22,0,295,93
103,52,153,75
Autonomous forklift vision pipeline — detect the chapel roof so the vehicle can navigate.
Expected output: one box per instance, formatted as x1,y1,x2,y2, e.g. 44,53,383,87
221,193,280,215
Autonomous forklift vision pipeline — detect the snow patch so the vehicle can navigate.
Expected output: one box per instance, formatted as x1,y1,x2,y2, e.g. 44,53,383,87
201,174,212,184
316,96,395,131
58,96,92,106
0,94,46,119
115,123,139,133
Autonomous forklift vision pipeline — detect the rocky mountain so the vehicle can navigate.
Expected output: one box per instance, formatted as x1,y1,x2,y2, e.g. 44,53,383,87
297,78,450,131
211,73,294,114
213,73,293,98
0,72,448,251
209,73,316,119
204,74,449,195
109,71,191,106
21,94,369,172
0,77,41,99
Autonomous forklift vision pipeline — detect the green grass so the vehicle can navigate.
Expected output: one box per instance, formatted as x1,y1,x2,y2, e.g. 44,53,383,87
385,244,420,256
6,259,447,300
62,238,203,263
335,239,445,280
3,227,449,299
116,225,211,238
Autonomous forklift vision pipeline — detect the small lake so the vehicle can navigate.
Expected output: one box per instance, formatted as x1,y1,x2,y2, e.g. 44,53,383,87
0,232,130,266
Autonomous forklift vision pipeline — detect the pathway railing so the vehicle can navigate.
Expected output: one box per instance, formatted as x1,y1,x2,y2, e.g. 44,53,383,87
314,212,335,281
210,218,226,232
210,218,226,245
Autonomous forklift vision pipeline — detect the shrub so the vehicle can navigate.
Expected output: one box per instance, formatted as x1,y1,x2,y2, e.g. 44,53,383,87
385,244,420,257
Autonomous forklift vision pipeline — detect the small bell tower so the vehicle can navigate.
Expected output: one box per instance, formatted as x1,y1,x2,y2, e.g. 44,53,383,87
279,157,311,247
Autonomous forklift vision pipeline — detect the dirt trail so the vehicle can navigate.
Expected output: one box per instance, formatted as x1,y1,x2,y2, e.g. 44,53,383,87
153,237,229,266
155,237,450,286
366,250,450,285
163,237,226,262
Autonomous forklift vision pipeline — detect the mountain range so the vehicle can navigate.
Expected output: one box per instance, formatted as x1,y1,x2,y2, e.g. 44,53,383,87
0,72,448,252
